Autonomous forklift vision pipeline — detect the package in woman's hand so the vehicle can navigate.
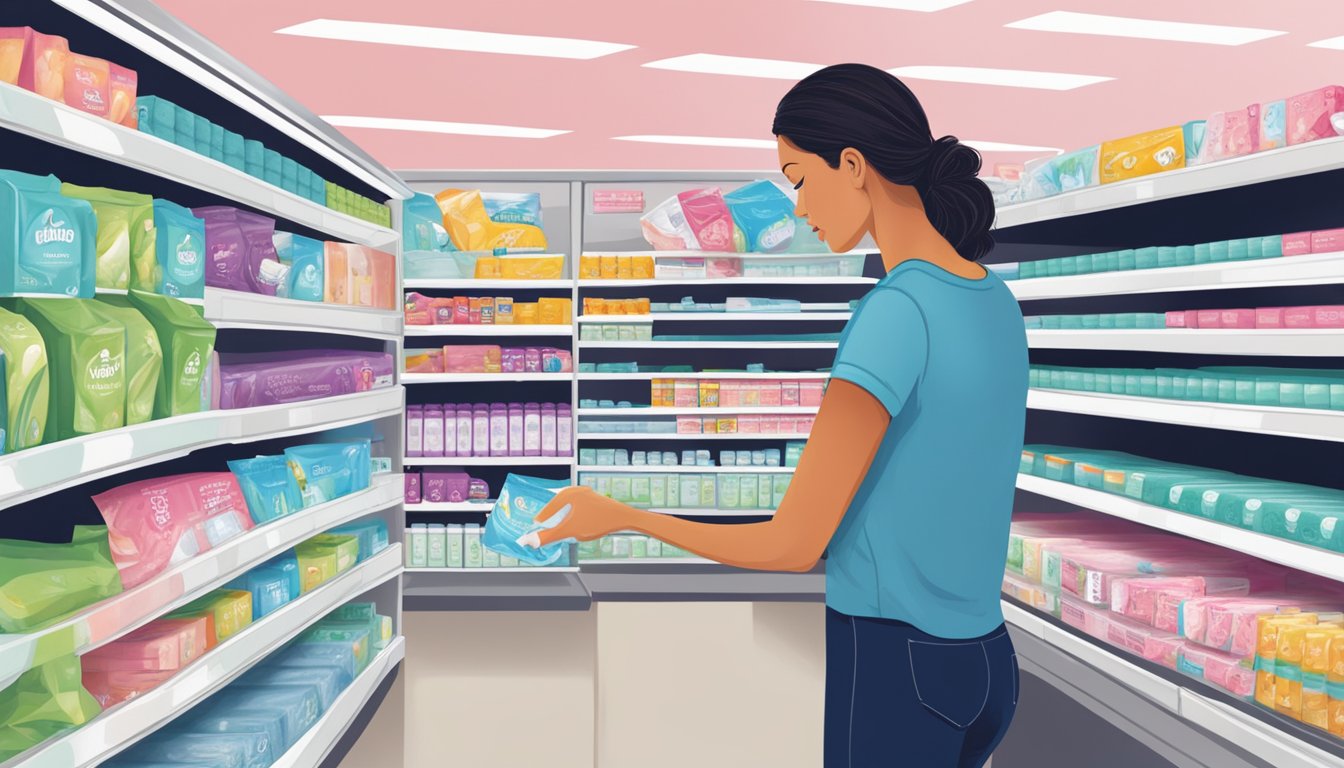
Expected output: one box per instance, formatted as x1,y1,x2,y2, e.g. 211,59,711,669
483,474,572,566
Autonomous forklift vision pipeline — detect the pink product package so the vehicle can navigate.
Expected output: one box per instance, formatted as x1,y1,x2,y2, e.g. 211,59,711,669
422,471,470,503
677,188,734,252
677,416,700,434
1165,311,1186,328
500,348,525,373
706,257,743,278
404,293,434,326
1201,105,1260,162
1105,612,1183,669
406,350,443,374
1311,228,1344,255
1111,575,1251,628
1218,309,1256,329
1183,310,1201,329
468,478,489,500
1060,594,1110,639
799,382,825,407
1256,308,1284,328
405,472,421,505
1312,306,1344,328
1282,232,1314,256
192,206,281,295
442,345,500,374
1178,645,1255,698
1284,307,1317,328
82,616,209,672
1195,310,1222,329
83,667,175,708
218,351,394,409
92,472,254,588
1287,86,1344,146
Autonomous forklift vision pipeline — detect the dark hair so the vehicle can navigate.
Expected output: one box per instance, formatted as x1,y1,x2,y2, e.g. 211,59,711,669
772,63,994,262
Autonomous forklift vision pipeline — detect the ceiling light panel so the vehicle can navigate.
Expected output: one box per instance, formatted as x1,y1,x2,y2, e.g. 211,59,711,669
322,116,568,139
613,135,778,149
1308,35,1344,50
889,65,1111,91
1006,11,1285,46
277,19,634,59
642,54,823,80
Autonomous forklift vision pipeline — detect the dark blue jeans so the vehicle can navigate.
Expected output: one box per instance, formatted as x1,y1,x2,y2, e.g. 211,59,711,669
825,608,1018,767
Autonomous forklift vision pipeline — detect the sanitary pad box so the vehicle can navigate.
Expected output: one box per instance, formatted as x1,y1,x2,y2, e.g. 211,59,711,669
1288,86,1344,145
0,306,48,451
1202,106,1260,163
0,170,96,298
13,297,125,439
1100,127,1185,184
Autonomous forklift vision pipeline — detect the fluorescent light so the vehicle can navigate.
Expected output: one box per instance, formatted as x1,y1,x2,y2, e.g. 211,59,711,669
961,140,1062,154
1308,35,1344,50
889,65,1110,91
321,115,568,140
1007,11,1284,46
808,0,972,9
613,135,777,149
276,18,634,59
642,54,823,80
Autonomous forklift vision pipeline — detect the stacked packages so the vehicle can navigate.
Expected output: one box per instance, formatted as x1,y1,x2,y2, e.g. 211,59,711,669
579,470,792,512
579,534,696,561
405,346,573,375
1032,365,1344,411
404,293,571,326
406,402,572,459
637,180,824,254
0,27,137,126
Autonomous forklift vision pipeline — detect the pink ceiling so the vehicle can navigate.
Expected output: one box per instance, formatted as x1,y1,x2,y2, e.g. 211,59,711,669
158,0,1344,174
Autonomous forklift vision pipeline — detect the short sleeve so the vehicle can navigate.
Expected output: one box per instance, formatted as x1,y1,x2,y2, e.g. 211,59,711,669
830,288,928,416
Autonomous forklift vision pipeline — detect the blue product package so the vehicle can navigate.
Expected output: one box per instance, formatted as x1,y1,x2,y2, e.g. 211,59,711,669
115,730,269,768
151,198,206,299
263,150,284,187
481,192,543,227
269,639,359,680
248,664,350,710
404,192,453,252
329,518,389,562
283,440,372,507
725,180,796,253
210,684,323,748
1261,100,1287,150
1183,120,1207,164
285,233,325,302
135,95,175,141
0,170,96,298
170,712,285,765
243,140,265,178
483,474,573,566
228,557,298,619
228,454,304,523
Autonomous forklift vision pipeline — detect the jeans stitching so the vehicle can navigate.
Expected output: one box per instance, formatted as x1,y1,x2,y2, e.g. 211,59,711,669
849,615,857,768
907,639,993,729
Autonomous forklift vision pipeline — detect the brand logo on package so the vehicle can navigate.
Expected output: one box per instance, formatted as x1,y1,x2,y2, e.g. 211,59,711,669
177,235,199,265
88,348,123,381
83,88,104,107
593,190,645,214
35,210,75,245
183,350,202,379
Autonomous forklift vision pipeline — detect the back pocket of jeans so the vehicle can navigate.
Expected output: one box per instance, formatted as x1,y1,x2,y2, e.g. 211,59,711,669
907,639,991,729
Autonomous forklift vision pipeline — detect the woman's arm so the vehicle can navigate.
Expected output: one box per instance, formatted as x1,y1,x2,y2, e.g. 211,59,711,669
532,379,891,572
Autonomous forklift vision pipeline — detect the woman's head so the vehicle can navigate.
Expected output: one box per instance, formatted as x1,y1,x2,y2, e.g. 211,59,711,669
773,63,994,261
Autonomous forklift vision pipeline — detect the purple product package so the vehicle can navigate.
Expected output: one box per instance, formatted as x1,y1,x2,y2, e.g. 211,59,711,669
422,471,470,503
237,210,282,296
405,472,422,505
468,478,489,501
193,206,282,295
501,348,524,374
217,350,394,409
524,348,542,373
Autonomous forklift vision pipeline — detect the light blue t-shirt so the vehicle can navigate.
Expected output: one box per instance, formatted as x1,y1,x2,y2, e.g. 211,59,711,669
826,259,1028,639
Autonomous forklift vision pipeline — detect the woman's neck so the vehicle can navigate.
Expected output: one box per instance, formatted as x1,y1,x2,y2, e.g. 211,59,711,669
868,180,986,280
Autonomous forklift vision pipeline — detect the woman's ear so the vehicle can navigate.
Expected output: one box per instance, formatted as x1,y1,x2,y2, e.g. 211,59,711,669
840,147,866,189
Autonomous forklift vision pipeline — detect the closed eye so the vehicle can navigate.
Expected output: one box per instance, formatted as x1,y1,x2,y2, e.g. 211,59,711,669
793,178,804,190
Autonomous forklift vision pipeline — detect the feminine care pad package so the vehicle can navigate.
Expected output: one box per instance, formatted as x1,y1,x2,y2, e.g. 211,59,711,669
283,440,372,508
0,525,122,632
126,290,216,418
272,231,325,301
0,305,48,452
93,295,163,426
227,455,304,523
59,184,154,292
193,205,284,296
482,473,573,566
0,169,96,298
11,297,125,439
150,199,205,298
218,350,393,409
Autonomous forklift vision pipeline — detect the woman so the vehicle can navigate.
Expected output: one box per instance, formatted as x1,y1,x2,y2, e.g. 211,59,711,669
529,64,1028,768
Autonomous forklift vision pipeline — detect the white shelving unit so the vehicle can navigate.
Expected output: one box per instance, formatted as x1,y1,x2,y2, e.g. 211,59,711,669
404,456,574,467
0,375,403,513
1007,251,1344,300
578,465,795,474
2,547,402,768
406,324,573,337
578,432,810,441
1028,389,1344,443
403,372,574,384
1027,328,1344,357
203,289,403,340
577,371,831,381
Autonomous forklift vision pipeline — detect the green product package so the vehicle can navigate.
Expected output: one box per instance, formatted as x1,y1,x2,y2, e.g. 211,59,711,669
11,298,125,439
126,290,216,418
0,525,123,633
92,296,162,426
298,533,360,575
0,654,101,761
59,184,154,292
0,307,48,452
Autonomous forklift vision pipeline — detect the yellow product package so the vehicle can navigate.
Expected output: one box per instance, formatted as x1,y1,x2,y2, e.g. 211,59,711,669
499,255,563,280
434,189,548,251
473,257,502,279
583,297,607,316
599,255,618,279
1255,614,1318,709
1100,126,1186,184
538,297,571,325
515,303,539,325
495,297,514,324
1277,625,1313,719
435,189,493,251
1302,628,1343,730
632,256,655,279
616,256,633,279
579,255,601,279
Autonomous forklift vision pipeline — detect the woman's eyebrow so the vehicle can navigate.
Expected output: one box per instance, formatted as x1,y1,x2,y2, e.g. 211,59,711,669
781,162,798,173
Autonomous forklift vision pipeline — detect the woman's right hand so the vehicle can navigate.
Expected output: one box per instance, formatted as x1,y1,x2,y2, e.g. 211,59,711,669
522,486,634,548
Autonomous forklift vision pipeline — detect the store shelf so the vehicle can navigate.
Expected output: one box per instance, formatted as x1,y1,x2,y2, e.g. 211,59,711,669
1029,388,1344,443
403,567,581,574
403,456,574,467
579,312,853,323
577,372,831,381
269,638,406,768
402,372,574,384
994,137,1344,230
579,406,817,416
0,387,403,512
580,277,876,287
1004,601,1344,768
0,81,397,248
204,289,402,340
578,433,810,441
580,340,839,350
405,502,494,512
581,250,869,260
0,475,399,691
577,465,794,474
1016,474,1344,584
579,564,826,603
1007,252,1344,300
405,324,573,337
1028,328,1344,357
4,545,403,768
403,278,572,291
402,568,591,611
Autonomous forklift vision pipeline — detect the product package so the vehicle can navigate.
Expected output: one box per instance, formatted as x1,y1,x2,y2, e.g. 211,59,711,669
9,28,68,102
482,473,572,566
404,192,453,252
149,199,205,298
92,472,254,588
274,231,324,302
193,206,283,295
228,455,304,523
227,554,299,619
0,655,101,761
164,589,253,648
0,526,122,632
640,193,698,250
328,518,389,563
81,615,209,673
217,350,393,409
107,63,137,128
1100,127,1185,184
677,188,734,251
325,243,396,309
90,296,161,426
0,306,48,452
435,189,548,251
13,297,125,439
0,169,96,298
283,440,372,507
1287,85,1344,145
295,534,358,590
60,184,154,292
61,53,110,118
724,180,796,253
125,290,216,418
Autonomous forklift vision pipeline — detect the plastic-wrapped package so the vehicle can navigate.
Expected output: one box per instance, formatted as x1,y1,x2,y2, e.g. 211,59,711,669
228,455,304,523
725,181,796,253
149,199,205,298
0,526,122,632
483,473,573,566
0,655,101,761
283,441,372,507
677,187,733,251
403,192,453,252
193,206,282,295
14,297,125,439
0,169,96,298
0,305,48,452
217,350,394,409
82,615,208,672
91,296,162,426
59,184,153,292
640,193,698,250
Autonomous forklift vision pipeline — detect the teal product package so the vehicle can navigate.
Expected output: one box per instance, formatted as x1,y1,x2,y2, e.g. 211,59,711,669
329,518,390,562
285,233,325,302
0,170,96,298
150,199,206,299
283,440,372,507
483,474,573,566
227,555,298,619
228,455,304,523
725,180,796,253
403,192,453,252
